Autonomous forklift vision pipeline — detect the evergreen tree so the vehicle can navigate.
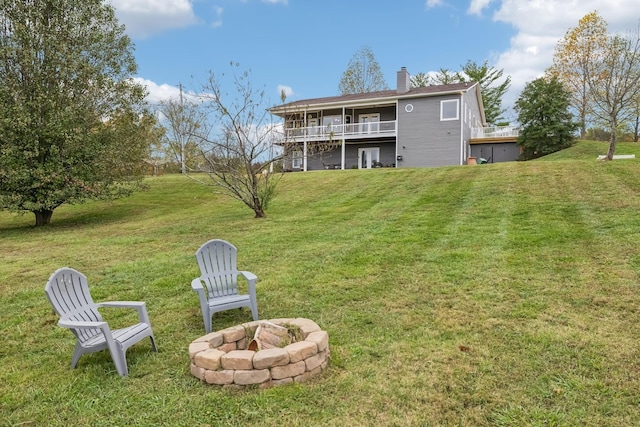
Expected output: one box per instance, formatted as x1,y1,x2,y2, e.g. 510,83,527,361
515,76,578,160
461,60,511,125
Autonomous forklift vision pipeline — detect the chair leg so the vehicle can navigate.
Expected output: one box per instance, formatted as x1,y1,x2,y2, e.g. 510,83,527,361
249,303,258,321
203,312,212,334
71,342,84,369
149,333,158,352
105,340,129,376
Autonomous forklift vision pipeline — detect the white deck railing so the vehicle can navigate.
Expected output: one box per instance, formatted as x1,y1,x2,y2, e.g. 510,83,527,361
285,122,517,141
471,125,520,139
285,120,397,141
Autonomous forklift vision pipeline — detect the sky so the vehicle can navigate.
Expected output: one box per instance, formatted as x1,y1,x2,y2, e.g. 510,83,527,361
111,0,640,123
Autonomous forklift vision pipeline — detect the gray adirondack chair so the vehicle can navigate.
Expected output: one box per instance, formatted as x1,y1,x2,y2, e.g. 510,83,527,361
44,267,157,376
191,239,258,333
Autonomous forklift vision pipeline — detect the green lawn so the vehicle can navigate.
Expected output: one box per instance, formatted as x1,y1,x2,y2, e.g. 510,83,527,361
2,141,640,426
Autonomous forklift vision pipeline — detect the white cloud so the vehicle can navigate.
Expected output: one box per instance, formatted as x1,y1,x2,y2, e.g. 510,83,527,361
485,0,640,119
134,78,201,104
426,0,444,8
110,0,198,39
211,6,224,28
277,85,294,100
467,0,493,15
262,0,288,4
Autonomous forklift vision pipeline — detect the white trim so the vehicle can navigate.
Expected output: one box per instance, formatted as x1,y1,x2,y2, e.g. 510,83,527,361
268,83,479,114
440,99,459,121
460,95,464,165
358,147,381,169
292,151,302,169
358,113,380,133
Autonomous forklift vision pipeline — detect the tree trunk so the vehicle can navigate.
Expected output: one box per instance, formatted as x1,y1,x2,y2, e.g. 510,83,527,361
252,194,265,218
607,126,618,160
34,209,54,227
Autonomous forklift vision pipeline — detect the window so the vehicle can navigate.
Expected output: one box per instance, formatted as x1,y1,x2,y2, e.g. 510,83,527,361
322,115,342,129
292,151,302,169
308,118,319,136
440,99,459,121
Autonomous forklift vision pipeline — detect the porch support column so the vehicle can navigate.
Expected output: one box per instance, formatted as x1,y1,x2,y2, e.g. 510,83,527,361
303,140,308,172
303,109,308,172
341,107,346,170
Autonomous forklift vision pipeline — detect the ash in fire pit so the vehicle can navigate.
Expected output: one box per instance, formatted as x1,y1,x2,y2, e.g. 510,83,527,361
189,318,329,389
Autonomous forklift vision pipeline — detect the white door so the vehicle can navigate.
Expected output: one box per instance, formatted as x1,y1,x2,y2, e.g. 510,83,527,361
359,113,380,134
308,118,319,136
358,147,380,169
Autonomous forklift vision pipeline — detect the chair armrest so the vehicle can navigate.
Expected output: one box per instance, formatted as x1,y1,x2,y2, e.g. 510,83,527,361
58,319,108,330
239,271,257,295
239,271,257,283
192,278,208,303
97,301,150,325
98,301,145,309
191,278,205,292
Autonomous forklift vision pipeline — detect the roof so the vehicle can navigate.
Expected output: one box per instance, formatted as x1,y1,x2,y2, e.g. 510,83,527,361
269,82,480,114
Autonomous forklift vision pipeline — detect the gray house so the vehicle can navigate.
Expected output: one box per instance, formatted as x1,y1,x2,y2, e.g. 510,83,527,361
269,67,520,170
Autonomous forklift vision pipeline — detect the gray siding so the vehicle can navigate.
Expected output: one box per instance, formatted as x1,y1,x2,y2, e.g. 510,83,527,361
470,143,520,163
306,142,397,170
397,96,463,168
461,88,483,163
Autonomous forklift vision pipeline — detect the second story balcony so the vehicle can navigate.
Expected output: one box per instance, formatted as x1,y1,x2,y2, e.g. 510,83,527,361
285,120,397,142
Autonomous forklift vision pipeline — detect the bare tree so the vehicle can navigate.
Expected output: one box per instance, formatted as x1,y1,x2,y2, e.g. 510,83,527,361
188,64,284,218
338,46,388,94
157,91,208,173
588,26,640,159
550,11,609,139
630,93,640,142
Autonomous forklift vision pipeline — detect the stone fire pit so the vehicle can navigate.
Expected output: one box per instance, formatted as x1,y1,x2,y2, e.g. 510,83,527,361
189,318,329,389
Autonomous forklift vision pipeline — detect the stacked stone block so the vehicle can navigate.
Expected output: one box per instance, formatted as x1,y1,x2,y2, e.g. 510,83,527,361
189,318,329,389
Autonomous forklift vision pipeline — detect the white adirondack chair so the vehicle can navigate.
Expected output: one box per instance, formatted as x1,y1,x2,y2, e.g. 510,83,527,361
191,239,258,333
44,267,157,376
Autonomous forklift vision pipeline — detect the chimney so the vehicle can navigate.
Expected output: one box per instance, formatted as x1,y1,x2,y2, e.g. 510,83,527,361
397,67,410,94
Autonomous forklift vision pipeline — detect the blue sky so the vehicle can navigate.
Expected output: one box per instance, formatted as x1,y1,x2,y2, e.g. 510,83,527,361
111,0,640,123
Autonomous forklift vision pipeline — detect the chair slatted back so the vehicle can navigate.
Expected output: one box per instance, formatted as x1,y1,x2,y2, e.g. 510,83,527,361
195,240,239,299
45,268,103,343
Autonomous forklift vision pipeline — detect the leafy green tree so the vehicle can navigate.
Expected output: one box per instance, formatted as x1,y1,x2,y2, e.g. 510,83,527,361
515,76,578,160
0,0,150,226
338,46,388,94
461,60,511,125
